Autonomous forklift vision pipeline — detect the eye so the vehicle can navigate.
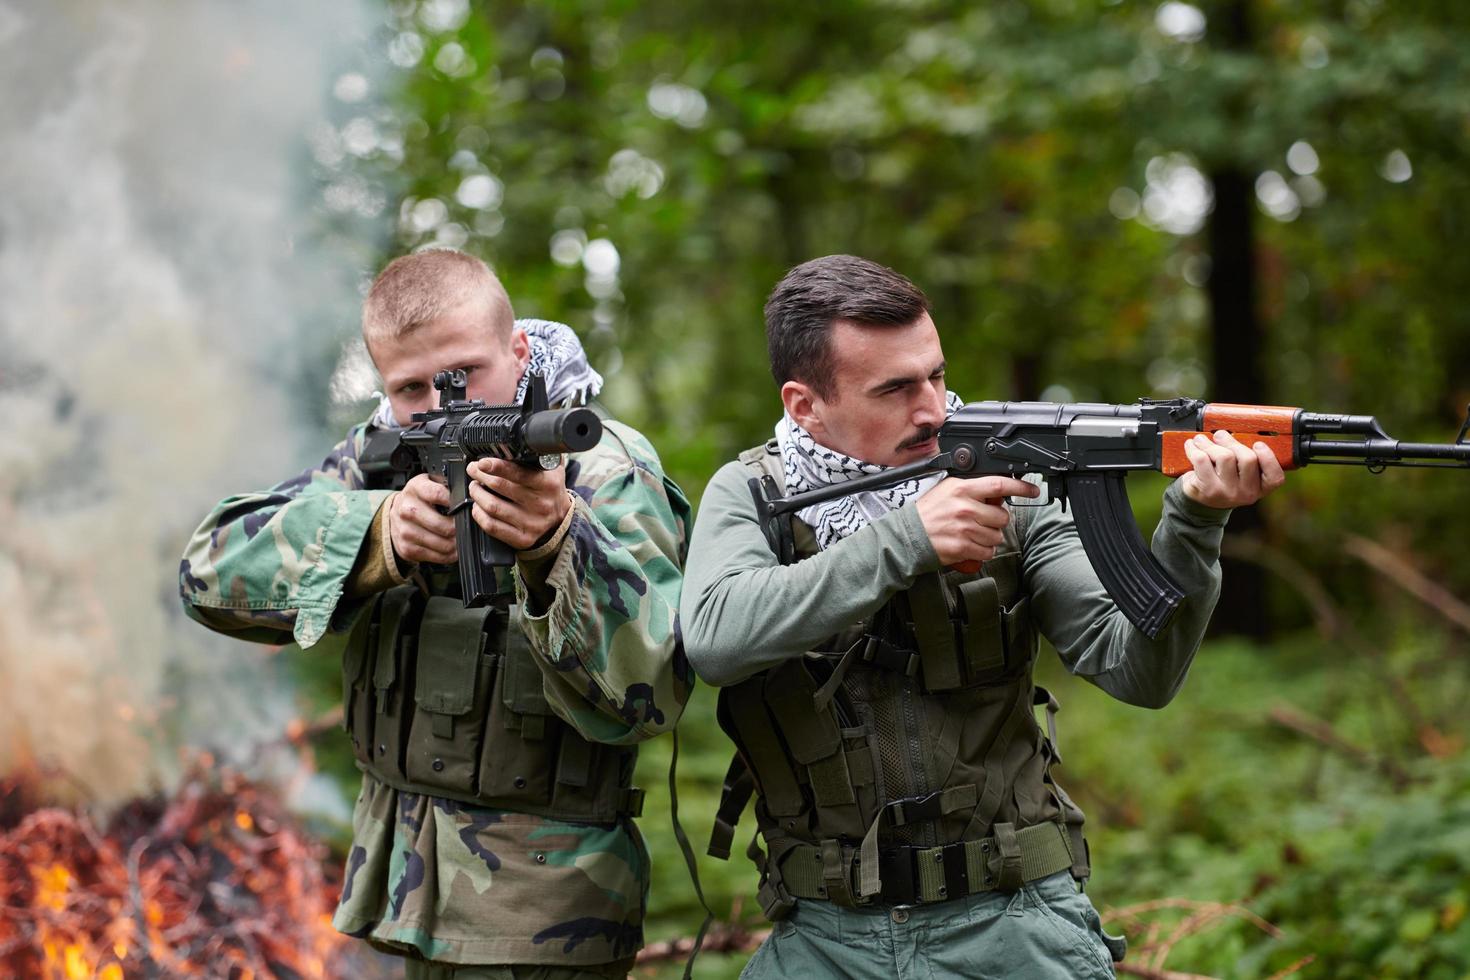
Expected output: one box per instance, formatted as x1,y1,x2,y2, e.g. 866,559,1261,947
399,381,425,396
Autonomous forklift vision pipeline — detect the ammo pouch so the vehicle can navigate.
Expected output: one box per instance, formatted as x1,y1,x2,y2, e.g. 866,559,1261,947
341,587,643,823
902,556,1036,694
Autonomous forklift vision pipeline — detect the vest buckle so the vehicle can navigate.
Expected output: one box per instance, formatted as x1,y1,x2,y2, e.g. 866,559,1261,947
618,787,646,818
884,790,944,828
862,636,920,677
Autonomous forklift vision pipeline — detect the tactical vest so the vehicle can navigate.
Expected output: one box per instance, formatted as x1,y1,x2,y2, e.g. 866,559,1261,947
710,442,1089,918
339,574,643,823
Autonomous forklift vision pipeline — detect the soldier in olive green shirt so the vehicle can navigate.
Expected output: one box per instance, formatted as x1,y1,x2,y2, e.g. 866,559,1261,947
681,255,1285,979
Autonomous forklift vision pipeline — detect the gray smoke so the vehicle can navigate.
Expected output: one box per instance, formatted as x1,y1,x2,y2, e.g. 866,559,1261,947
0,0,380,808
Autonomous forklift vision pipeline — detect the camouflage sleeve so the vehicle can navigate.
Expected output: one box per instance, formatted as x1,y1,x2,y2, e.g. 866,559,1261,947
177,423,394,648
513,421,692,746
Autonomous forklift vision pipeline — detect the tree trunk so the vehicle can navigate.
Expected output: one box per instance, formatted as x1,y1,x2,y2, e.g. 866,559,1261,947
1201,0,1269,639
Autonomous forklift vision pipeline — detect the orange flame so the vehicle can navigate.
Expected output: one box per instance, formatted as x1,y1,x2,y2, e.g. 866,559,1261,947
2,765,351,978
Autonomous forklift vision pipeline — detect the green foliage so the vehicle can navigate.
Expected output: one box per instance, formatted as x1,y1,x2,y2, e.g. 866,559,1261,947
1035,628,1470,977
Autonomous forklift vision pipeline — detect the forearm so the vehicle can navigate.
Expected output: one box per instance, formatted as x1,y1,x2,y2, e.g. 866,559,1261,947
514,455,691,745
1028,480,1230,708
680,461,941,687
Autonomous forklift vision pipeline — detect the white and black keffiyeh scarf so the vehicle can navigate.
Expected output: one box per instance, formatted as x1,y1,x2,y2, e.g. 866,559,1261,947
776,391,965,550
512,318,604,407
371,318,603,429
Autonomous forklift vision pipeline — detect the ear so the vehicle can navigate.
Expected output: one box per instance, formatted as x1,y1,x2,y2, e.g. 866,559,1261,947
508,326,530,372
781,380,827,437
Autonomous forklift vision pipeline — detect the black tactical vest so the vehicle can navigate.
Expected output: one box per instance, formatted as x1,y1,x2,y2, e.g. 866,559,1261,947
339,562,642,821
710,443,1088,916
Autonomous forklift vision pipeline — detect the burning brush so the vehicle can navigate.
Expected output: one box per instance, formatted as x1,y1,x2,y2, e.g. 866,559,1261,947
0,757,356,979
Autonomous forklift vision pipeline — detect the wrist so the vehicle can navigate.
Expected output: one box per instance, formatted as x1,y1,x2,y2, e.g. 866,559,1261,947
519,489,579,561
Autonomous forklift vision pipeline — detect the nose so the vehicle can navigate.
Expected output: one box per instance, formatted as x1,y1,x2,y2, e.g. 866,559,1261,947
914,379,946,428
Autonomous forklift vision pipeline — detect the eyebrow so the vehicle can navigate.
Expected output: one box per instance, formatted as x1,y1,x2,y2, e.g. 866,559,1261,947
867,361,945,395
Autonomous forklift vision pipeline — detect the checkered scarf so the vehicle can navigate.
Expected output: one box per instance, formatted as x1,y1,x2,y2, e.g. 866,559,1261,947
775,391,965,550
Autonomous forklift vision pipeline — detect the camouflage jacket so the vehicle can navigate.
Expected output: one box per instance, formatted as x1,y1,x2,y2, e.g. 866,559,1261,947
179,410,691,966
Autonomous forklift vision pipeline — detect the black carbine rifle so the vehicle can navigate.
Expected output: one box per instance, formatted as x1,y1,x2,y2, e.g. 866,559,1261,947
359,370,602,606
751,398,1470,639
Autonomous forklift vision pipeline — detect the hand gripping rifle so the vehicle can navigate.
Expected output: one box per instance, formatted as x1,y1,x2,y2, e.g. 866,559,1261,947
751,399,1470,639
359,370,603,607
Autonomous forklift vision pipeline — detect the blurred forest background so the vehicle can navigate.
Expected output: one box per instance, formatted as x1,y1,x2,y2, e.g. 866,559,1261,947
3,1,1469,977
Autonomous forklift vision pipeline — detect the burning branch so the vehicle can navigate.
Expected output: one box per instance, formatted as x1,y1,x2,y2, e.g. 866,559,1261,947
0,759,350,979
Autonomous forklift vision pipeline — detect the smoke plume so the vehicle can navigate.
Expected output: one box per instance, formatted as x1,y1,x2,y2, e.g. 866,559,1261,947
0,0,379,806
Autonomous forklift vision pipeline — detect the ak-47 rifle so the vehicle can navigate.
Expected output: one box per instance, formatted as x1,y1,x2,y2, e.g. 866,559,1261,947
359,369,602,607
751,398,1470,639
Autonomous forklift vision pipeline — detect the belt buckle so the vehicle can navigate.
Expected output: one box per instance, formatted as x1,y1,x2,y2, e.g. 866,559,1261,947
877,846,919,907
937,840,970,901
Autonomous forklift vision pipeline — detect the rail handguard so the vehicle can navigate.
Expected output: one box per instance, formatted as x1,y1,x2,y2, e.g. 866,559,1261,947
751,398,1470,639
358,370,602,607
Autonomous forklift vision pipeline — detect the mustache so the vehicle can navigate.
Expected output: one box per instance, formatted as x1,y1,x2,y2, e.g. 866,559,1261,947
896,426,940,452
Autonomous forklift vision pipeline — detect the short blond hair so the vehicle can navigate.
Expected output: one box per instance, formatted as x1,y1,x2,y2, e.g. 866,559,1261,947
362,248,514,348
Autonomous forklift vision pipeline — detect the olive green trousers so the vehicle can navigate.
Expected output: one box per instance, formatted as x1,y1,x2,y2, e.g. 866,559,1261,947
740,871,1123,979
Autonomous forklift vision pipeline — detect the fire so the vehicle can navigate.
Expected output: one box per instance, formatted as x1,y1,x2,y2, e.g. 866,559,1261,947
1,762,353,978
63,944,87,979
35,863,72,911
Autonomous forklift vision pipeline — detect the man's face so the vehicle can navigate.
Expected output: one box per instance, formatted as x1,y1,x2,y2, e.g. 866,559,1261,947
370,299,528,425
786,313,948,468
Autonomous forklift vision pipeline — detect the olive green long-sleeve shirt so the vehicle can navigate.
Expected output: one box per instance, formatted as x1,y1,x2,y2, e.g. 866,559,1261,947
680,461,1231,708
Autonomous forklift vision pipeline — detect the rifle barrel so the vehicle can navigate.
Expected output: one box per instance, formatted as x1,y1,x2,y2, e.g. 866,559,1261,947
1303,437,1470,466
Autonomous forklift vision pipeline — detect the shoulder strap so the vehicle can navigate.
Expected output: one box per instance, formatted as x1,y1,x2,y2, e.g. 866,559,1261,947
738,441,820,564
668,729,713,978
739,441,793,564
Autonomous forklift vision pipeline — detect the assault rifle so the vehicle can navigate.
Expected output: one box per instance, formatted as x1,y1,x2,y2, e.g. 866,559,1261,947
751,398,1470,639
359,370,602,607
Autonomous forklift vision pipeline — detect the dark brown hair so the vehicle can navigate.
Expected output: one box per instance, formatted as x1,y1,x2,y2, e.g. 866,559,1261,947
764,254,931,397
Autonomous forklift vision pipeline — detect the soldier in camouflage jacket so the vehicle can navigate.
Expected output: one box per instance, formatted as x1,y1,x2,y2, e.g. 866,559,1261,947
178,249,691,979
